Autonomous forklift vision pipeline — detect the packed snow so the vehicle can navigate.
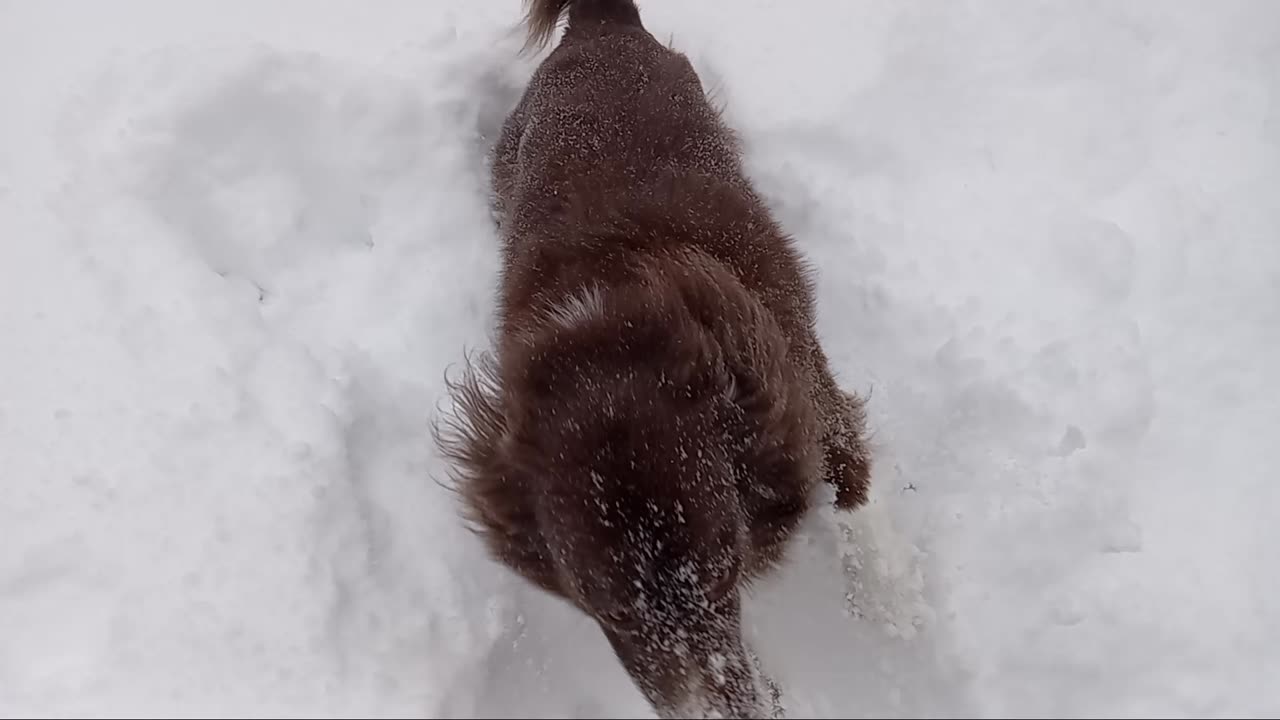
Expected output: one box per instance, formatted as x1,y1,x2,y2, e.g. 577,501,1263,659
2,1,1278,717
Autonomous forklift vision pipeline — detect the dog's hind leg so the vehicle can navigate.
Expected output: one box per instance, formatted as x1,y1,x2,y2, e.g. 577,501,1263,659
807,351,872,512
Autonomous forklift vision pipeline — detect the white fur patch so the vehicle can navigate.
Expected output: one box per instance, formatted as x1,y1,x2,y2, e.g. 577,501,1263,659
546,285,606,329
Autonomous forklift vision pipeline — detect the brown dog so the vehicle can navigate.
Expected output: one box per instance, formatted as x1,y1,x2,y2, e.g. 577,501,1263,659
435,0,872,717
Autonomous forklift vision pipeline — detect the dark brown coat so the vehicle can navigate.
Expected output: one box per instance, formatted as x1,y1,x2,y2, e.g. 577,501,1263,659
436,1,871,716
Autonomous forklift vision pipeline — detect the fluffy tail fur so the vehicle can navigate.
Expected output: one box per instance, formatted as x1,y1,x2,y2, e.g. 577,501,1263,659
522,0,643,50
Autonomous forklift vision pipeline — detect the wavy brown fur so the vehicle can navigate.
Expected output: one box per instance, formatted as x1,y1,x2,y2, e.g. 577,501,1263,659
435,1,871,717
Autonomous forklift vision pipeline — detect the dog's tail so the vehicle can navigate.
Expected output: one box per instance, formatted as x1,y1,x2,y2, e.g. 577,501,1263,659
522,0,643,51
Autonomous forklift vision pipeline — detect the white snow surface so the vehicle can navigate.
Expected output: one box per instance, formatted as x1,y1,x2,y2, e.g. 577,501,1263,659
2,1,1278,717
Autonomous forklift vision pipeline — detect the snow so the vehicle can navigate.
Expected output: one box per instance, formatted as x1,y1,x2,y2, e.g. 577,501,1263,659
2,0,1277,717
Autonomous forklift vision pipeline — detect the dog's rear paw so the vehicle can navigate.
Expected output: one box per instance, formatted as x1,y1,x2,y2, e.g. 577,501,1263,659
814,384,871,511
823,439,870,512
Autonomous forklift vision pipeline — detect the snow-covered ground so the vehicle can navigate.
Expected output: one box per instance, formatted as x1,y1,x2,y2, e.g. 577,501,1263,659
2,1,1277,717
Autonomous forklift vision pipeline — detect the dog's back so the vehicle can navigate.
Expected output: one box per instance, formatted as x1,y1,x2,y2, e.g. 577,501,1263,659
490,1,828,377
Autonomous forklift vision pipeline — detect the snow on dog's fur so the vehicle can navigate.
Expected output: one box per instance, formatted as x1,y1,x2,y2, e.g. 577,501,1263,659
435,1,872,716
